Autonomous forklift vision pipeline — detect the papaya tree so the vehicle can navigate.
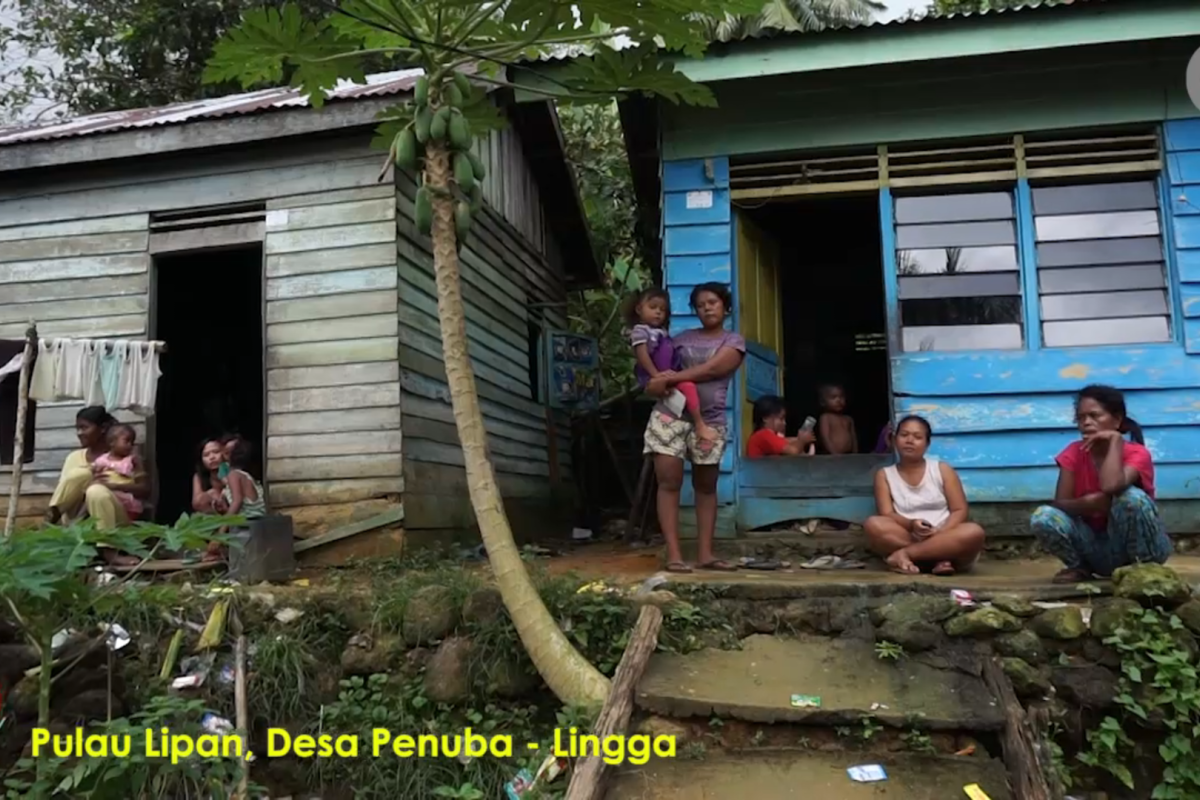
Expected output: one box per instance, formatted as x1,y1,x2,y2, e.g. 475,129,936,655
204,0,756,708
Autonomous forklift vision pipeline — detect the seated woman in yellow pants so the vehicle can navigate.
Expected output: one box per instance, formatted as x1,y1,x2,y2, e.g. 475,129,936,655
45,406,149,566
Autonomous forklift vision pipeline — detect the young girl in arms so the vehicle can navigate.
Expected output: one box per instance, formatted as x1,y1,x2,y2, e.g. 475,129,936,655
628,288,718,451
90,424,144,523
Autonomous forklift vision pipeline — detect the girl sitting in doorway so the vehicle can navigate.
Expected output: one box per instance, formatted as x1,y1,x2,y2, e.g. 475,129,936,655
746,395,816,458
201,439,266,562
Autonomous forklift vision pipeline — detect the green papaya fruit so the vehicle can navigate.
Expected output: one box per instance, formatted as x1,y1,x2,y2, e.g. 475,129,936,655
415,187,433,236
453,72,471,98
468,184,483,213
430,106,451,142
454,153,476,193
467,151,486,181
395,128,418,172
455,201,472,242
448,112,471,152
415,106,433,144
445,83,463,108
414,76,429,106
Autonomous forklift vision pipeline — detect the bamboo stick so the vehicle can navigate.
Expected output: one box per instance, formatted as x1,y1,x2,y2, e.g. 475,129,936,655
235,633,250,799
4,323,36,539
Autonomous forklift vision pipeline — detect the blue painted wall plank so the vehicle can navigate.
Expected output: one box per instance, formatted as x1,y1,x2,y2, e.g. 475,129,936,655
1184,318,1200,355
664,223,733,257
878,188,901,354
897,388,1200,433
958,464,1200,502
739,497,877,530
662,158,730,192
1184,285,1200,318
932,427,1200,469
1015,180,1042,350
1175,215,1200,249
1177,249,1200,283
664,254,732,285
893,345,1200,395
1167,150,1200,185
663,189,732,226
1164,118,1200,153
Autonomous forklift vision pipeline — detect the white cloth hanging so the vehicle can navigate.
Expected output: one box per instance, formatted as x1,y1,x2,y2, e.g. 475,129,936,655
115,341,161,415
28,339,60,401
0,353,21,383
98,341,127,409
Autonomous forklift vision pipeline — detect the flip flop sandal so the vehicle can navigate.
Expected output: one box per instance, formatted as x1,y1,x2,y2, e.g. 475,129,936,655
664,561,693,574
744,558,781,571
801,555,839,570
698,560,738,572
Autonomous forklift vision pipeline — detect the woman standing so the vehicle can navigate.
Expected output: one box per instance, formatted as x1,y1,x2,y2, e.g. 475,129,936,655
864,415,986,575
1030,385,1170,583
643,283,745,573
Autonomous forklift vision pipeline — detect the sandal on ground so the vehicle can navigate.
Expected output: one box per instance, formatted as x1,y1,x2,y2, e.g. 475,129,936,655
1052,568,1093,584
931,561,956,576
744,558,781,571
801,555,867,570
664,561,693,574
697,560,738,572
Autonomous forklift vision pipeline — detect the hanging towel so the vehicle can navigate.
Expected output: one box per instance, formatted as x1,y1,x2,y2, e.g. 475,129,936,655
28,339,59,402
0,338,36,465
98,341,127,409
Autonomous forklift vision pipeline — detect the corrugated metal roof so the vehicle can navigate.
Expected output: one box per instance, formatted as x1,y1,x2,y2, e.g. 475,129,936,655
0,68,425,147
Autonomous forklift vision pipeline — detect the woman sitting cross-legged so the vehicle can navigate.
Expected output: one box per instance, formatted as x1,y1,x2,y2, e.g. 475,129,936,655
1030,384,1170,584
864,415,987,576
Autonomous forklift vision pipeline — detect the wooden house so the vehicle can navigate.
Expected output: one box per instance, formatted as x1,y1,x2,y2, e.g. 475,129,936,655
0,70,597,553
523,0,1200,537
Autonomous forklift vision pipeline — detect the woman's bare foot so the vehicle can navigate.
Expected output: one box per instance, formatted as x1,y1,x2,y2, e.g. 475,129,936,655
932,560,956,576
886,549,919,574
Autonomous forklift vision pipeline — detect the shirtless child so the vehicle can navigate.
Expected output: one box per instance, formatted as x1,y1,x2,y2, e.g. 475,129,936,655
818,383,858,455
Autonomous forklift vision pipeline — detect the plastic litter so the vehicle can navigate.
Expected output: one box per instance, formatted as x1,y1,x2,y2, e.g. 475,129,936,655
637,575,669,595
962,784,993,800
847,764,887,782
571,527,593,540
504,768,534,799
870,702,889,712
950,590,975,607
275,607,304,624
50,629,73,650
100,622,131,651
202,713,234,735
790,694,821,708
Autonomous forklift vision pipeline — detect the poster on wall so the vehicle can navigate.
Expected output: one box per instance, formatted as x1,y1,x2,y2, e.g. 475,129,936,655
544,331,599,411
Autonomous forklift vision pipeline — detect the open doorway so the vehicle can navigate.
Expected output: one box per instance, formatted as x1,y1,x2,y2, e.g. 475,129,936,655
744,195,890,452
152,246,264,523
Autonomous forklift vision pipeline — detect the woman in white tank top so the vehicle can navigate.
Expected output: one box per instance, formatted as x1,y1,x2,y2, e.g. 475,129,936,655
864,416,987,576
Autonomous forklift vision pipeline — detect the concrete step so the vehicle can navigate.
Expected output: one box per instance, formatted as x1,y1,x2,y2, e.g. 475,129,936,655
608,749,1012,800
636,635,1005,732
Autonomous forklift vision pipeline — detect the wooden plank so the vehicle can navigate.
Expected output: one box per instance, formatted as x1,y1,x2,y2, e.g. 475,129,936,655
897,388,1200,433
268,430,403,459
0,314,145,339
399,351,547,424
37,423,145,450
403,460,549,499
267,383,401,414
403,416,548,463
266,337,398,368
398,324,529,396
401,393,550,448
405,438,549,477
0,253,148,285
267,361,400,391
266,313,398,346
0,274,147,306
29,404,144,428
266,266,396,300
981,658,1053,800
892,345,1200,395
397,256,527,350
0,294,147,324
266,198,395,231
267,406,401,436
148,222,263,254
0,213,148,242
0,231,148,264
266,242,396,278
740,455,890,490
265,289,397,324
398,291,528,371
0,448,73,474
267,453,402,482
265,221,394,256
267,184,395,211
269,477,404,507
400,368,546,434
292,506,405,553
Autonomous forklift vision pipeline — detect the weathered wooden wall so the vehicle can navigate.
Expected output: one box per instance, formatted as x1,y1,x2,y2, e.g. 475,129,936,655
395,170,573,532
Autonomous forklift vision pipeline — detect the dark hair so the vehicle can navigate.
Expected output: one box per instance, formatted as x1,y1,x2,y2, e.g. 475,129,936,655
895,414,933,440
76,406,116,429
752,395,787,429
818,382,844,395
219,432,243,446
195,438,223,490
689,282,732,314
1076,384,1144,444
625,288,671,328
108,423,136,443
228,439,255,472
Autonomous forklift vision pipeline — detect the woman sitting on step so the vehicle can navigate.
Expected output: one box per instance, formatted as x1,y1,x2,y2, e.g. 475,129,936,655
864,415,987,576
1030,384,1170,585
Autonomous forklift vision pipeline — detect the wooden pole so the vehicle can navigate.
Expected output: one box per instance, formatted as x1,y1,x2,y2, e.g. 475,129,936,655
4,323,36,538
564,604,664,800
981,657,1053,800
624,457,653,543
234,633,250,798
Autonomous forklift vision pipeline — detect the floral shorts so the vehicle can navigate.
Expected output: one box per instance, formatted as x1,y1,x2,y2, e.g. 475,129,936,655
642,412,726,465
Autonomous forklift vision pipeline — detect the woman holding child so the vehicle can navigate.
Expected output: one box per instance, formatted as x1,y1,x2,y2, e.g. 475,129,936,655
865,415,986,576
1030,385,1170,584
635,283,745,573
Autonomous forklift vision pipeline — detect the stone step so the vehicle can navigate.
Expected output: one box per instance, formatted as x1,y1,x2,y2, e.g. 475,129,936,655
608,749,1012,800
636,635,1005,732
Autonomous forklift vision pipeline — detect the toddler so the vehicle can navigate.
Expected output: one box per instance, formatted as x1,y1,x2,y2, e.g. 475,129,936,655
204,440,266,562
627,288,717,450
746,395,816,458
91,423,144,520
817,383,858,455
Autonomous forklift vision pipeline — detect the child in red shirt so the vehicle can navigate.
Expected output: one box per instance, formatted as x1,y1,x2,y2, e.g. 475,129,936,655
746,395,815,459
1029,384,1170,584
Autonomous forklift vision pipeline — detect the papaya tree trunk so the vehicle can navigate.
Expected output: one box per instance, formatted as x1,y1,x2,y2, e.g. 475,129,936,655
423,141,610,708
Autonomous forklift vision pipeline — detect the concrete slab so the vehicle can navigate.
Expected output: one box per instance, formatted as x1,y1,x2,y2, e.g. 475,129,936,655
637,635,1004,731
609,750,1012,800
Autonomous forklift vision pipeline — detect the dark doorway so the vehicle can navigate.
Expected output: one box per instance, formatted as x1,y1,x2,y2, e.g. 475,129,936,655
748,195,890,452
152,246,263,524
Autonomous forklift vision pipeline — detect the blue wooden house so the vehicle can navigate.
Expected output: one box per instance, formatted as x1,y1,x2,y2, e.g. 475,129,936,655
527,0,1200,536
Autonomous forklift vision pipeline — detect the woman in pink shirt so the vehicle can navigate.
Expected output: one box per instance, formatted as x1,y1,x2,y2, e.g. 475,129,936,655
1030,385,1170,584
